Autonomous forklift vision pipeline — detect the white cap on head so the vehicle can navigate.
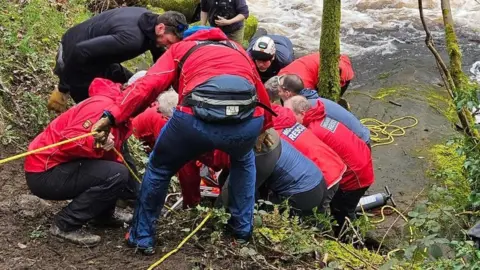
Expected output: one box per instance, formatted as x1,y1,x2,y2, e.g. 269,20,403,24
127,70,147,86
251,36,276,60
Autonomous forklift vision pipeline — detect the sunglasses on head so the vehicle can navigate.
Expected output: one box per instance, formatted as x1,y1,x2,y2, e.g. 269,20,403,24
276,75,287,90
164,19,189,37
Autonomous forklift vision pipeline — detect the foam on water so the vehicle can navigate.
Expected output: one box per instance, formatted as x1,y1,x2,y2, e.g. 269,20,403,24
247,0,480,56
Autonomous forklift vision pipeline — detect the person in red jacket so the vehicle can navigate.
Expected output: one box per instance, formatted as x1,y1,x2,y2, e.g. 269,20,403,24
272,104,347,210
284,95,374,234
278,52,354,97
24,78,136,247
91,26,275,254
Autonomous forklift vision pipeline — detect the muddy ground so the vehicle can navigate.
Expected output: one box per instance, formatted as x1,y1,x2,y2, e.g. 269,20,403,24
0,37,477,269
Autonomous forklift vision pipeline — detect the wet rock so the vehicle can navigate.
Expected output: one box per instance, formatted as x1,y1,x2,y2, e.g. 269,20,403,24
0,194,51,218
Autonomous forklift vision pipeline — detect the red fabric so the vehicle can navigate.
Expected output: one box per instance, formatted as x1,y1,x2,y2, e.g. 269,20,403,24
278,53,354,89
25,78,131,173
109,28,273,131
302,101,374,191
131,105,168,150
177,150,229,208
272,105,346,189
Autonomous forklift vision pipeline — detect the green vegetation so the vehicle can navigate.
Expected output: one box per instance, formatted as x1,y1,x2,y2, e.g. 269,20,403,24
0,1,478,269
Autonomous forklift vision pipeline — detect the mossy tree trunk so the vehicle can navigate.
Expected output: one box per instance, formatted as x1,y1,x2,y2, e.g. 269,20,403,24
440,0,479,138
318,0,341,101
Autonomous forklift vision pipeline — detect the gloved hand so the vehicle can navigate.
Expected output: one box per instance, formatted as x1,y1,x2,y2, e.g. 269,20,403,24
255,131,274,152
92,115,112,145
47,86,69,113
101,133,115,151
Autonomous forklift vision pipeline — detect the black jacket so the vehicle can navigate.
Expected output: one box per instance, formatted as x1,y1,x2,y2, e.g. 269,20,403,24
59,7,165,86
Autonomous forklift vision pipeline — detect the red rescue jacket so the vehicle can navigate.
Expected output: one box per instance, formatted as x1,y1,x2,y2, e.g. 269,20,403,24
303,101,374,191
131,104,168,150
272,105,346,189
108,28,273,131
25,79,132,173
278,52,354,89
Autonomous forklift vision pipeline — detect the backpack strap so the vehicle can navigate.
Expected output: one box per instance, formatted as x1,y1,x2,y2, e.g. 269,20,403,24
176,40,278,117
177,40,238,78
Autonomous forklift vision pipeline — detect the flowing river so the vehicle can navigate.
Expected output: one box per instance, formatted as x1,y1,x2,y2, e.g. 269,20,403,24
247,0,480,84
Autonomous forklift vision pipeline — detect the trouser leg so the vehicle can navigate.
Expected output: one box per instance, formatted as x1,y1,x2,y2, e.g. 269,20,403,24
26,160,129,232
330,186,369,236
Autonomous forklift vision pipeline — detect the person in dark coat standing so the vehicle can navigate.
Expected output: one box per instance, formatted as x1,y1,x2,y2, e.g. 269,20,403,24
199,0,249,44
47,7,188,112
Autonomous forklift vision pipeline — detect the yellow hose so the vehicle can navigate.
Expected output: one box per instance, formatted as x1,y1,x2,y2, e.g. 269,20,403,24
361,116,418,147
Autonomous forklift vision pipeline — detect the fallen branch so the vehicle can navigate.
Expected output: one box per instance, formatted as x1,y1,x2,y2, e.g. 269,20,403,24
418,0,475,138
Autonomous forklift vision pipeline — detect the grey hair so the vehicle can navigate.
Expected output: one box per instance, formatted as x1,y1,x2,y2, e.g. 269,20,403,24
157,89,179,117
284,95,311,114
264,76,280,102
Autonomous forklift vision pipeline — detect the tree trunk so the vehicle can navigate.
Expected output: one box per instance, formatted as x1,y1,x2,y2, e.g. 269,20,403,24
318,0,341,101
441,0,479,138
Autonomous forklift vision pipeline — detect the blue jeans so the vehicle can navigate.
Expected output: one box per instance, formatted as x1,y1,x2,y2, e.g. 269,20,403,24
128,110,264,248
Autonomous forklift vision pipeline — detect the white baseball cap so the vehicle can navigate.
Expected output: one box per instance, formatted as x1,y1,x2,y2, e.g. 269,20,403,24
251,36,276,61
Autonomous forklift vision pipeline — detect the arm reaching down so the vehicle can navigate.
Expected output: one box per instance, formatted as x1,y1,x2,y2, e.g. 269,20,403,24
109,48,177,124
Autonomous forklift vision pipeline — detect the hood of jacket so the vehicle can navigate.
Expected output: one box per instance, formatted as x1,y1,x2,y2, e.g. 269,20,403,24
183,26,229,42
272,104,297,130
138,11,158,43
303,100,326,126
299,88,320,100
88,78,123,100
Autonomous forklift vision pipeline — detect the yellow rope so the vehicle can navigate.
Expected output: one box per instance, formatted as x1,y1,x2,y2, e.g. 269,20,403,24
113,148,142,184
147,212,213,270
370,205,414,242
361,116,418,147
0,132,98,165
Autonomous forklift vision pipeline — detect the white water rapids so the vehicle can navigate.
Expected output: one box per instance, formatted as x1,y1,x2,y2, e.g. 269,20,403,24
247,0,480,57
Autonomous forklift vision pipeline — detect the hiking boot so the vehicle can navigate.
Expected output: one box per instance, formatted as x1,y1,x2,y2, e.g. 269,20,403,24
91,208,133,228
50,224,101,247
338,98,351,111
116,199,135,209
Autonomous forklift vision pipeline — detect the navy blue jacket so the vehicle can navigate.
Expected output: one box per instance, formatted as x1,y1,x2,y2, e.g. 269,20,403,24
299,89,371,143
247,35,295,83
267,139,323,196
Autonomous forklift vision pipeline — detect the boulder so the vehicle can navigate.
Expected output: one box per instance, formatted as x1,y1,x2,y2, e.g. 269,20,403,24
149,0,199,22
0,194,51,218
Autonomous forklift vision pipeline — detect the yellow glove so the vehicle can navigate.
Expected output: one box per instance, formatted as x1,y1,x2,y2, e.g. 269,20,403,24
47,87,69,113
255,131,274,152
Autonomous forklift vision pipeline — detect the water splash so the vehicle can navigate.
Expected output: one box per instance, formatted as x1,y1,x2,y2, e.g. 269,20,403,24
247,0,480,56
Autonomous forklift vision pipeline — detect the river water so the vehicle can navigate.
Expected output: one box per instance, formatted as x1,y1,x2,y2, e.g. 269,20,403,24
247,0,480,84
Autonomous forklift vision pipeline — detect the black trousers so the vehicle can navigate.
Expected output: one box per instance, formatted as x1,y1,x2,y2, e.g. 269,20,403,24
54,44,133,103
26,159,135,232
273,180,328,217
340,81,351,97
330,186,369,234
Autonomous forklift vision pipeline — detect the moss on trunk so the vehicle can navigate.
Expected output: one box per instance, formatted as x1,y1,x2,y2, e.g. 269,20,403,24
441,1,479,138
318,0,341,101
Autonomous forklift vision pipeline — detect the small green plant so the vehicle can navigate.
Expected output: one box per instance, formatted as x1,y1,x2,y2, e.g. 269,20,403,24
29,225,46,239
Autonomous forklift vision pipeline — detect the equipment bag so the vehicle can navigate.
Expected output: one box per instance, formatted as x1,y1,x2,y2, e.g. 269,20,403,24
178,40,273,123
